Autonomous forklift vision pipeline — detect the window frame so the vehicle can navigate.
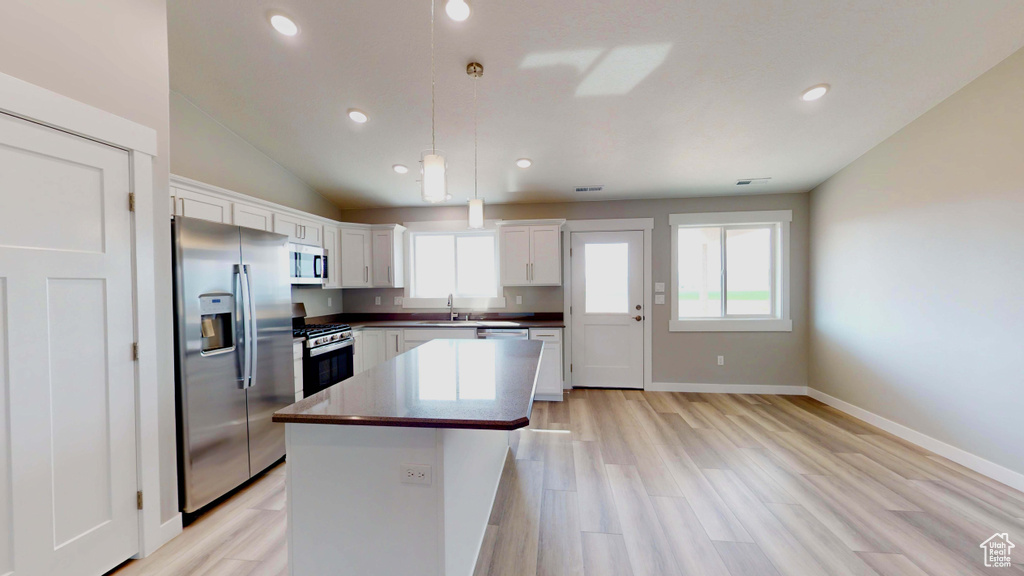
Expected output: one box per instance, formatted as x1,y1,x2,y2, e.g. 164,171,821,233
669,210,792,332
402,220,507,310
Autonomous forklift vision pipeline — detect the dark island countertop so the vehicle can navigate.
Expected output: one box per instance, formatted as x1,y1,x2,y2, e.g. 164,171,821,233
273,339,542,430
349,320,565,329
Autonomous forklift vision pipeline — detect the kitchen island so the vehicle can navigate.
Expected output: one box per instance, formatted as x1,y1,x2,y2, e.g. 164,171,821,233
273,338,542,576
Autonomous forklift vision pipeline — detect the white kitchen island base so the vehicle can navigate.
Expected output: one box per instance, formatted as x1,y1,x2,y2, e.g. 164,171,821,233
285,423,510,576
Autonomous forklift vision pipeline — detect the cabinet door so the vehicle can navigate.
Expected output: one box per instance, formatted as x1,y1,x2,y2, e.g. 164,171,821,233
233,203,273,231
372,229,394,287
362,330,386,371
384,330,403,360
299,219,322,247
530,225,561,285
352,332,364,375
273,213,303,243
500,226,531,286
535,341,563,398
172,187,231,224
322,226,341,289
341,228,372,287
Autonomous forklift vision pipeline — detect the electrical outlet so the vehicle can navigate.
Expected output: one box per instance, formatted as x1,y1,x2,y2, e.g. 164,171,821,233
717,355,725,366
327,297,332,307
655,294,665,305
394,296,403,306
400,464,432,485
516,295,522,305
375,296,381,305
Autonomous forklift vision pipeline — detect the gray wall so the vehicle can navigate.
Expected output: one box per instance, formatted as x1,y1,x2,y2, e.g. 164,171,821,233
170,91,342,220
340,193,809,387
0,0,179,522
809,48,1024,476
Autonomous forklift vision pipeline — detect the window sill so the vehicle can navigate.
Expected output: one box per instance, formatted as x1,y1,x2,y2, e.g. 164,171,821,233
402,297,507,310
669,318,792,332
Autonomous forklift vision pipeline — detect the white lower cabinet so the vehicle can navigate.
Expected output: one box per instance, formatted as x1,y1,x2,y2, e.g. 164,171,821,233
401,328,477,353
293,340,304,401
384,329,403,360
530,328,563,400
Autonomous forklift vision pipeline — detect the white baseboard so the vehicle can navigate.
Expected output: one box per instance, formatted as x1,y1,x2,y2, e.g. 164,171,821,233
647,382,808,395
807,388,1024,494
535,393,565,402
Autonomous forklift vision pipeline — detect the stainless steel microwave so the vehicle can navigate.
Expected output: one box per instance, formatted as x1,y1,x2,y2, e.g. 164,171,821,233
289,243,326,285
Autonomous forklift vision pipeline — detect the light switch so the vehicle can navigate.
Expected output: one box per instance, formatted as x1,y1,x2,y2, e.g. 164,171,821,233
375,296,381,305
394,296,403,306
655,294,666,305
655,282,665,293
327,297,332,307
516,295,522,305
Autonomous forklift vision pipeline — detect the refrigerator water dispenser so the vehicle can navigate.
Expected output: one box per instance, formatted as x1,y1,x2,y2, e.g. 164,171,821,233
198,294,234,353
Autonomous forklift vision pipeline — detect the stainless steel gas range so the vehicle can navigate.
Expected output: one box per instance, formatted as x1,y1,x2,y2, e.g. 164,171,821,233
292,308,355,397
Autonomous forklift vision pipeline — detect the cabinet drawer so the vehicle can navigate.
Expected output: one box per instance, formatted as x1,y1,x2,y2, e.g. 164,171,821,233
529,328,561,342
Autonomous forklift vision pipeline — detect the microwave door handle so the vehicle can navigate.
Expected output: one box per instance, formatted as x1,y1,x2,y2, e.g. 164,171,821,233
237,264,252,389
245,264,258,388
314,255,322,278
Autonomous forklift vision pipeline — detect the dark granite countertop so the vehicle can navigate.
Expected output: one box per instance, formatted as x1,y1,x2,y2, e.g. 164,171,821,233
305,312,565,329
349,320,564,329
273,339,542,430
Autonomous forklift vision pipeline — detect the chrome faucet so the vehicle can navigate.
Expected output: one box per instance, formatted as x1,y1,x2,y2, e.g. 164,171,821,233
448,293,457,321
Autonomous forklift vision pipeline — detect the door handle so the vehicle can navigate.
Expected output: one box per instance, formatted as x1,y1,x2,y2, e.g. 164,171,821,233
634,315,642,322
237,264,252,389
388,265,391,283
364,265,369,284
245,264,258,388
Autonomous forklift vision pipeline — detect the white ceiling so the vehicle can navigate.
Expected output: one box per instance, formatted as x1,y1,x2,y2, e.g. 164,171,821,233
168,0,1024,208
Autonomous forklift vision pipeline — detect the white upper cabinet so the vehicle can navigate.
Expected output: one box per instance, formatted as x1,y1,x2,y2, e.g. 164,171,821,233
171,187,231,224
371,225,406,288
274,213,322,247
500,222,563,286
322,225,342,289
341,227,373,287
232,202,274,231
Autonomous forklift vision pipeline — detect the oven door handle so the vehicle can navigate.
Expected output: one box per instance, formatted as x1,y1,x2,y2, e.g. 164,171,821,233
309,338,354,357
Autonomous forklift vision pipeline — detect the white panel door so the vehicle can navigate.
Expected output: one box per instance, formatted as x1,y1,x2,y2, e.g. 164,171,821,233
570,231,644,388
0,112,138,575
341,228,372,287
530,225,561,285
232,202,274,232
500,226,530,286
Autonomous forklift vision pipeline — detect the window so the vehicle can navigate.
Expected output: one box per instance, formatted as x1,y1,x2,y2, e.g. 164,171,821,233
404,223,505,308
670,211,792,332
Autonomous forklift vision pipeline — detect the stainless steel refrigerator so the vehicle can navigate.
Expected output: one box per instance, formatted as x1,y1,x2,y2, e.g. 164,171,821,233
172,217,294,513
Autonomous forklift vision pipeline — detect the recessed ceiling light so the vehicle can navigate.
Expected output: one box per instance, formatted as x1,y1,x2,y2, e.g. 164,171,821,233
347,109,368,123
393,164,409,174
801,84,830,102
445,0,471,21
516,158,532,168
269,14,299,36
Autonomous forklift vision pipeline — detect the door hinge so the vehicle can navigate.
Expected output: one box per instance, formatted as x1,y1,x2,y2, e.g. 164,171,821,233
132,342,140,361
569,306,572,315
128,192,136,212
570,363,573,373
137,491,144,510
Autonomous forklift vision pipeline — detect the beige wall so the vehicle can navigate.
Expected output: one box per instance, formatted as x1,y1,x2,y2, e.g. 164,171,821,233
809,48,1024,477
0,0,179,522
341,193,809,387
170,91,342,220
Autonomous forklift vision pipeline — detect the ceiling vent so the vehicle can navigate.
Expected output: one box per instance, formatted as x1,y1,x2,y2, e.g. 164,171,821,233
574,185,604,193
736,178,771,186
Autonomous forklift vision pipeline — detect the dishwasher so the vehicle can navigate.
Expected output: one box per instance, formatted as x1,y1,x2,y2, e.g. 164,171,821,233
476,328,530,340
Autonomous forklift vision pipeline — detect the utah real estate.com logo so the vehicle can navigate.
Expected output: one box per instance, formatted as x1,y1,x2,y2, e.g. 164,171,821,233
980,533,1014,568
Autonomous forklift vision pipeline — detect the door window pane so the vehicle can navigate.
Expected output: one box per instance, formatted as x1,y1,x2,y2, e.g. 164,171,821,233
585,243,628,313
725,228,772,316
677,227,722,318
414,235,455,297
456,235,496,297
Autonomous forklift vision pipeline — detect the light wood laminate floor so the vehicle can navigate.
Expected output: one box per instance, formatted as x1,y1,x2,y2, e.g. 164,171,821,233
113,391,1024,576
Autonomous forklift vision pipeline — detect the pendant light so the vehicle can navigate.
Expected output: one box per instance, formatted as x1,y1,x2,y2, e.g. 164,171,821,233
421,0,448,203
467,62,484,229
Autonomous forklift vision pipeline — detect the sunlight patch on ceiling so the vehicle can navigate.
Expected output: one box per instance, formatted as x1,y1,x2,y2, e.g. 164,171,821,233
575,43,672,96
520,48,604,74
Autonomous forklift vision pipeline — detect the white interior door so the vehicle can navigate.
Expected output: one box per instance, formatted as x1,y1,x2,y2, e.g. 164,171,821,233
571,231,644,388
0,111,139,575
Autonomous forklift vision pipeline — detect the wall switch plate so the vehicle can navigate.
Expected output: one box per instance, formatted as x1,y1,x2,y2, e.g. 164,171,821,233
327,297,332,307
655,294,665,305
655,282,666,293
375,296,381,306
717,355,725,366
400,464,432,485
516,295,522,305
394,296,403,306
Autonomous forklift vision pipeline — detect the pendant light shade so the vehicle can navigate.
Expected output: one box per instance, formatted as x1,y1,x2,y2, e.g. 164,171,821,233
468,198,484,229
421,151,447,203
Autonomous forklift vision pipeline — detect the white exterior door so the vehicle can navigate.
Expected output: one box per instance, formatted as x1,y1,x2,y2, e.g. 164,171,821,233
570,231,644,388
0,112,139,575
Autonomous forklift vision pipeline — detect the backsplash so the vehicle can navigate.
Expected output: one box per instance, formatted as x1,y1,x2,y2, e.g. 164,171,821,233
291,286,344,317
341,286,563,314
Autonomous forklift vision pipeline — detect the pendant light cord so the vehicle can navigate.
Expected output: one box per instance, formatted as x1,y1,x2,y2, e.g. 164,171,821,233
473,76,478,200
430,0,436,154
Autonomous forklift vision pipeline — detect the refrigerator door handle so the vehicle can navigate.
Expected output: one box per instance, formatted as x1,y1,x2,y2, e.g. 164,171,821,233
237,264,252,389
244,264,258,388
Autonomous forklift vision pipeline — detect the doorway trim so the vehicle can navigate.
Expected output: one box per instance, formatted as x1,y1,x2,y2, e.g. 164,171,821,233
0,71,179,557
563,218,654,391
